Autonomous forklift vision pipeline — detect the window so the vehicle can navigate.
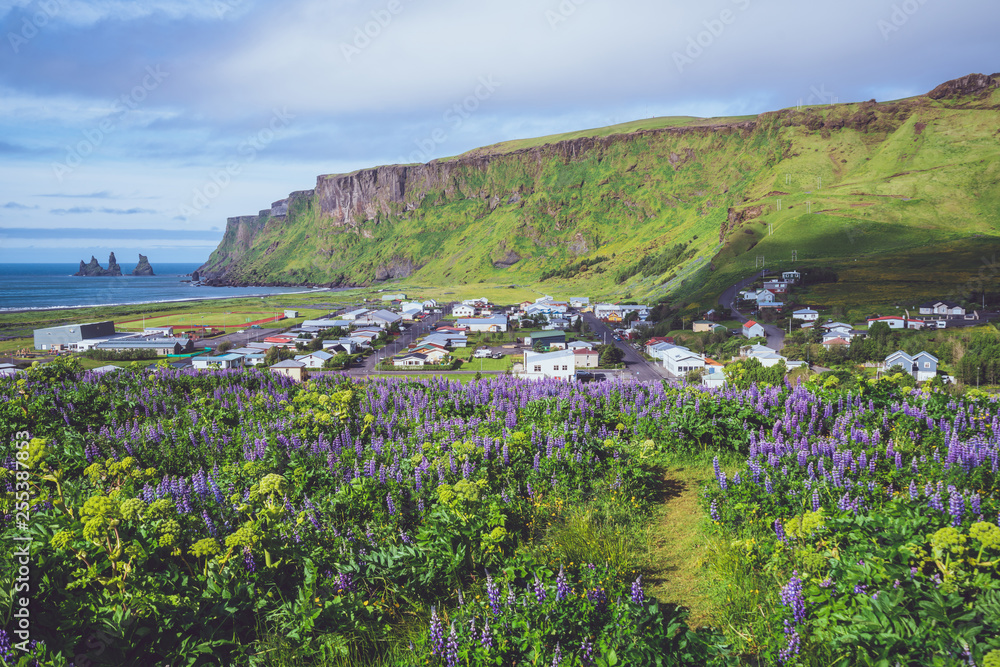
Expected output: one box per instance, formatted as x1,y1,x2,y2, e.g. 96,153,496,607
533,365,542,373
924,362,930,368
562,365,568,371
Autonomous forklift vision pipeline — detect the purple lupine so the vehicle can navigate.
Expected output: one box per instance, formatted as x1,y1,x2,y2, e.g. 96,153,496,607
778,619,801,664
580,636,595,666
551,642,562,666
532,575,547,603
710,499,720,521
630,575,645,605
486,575,502,615
480,616,494,650
386,493,396,516
429,607,446,657
765,475,774,495
556,567,571,600
445,623,460,667
780,571,806,624
586,586,608,612
243,547,256,574
949,490,965,527
812,489,820,512
775,518,787,543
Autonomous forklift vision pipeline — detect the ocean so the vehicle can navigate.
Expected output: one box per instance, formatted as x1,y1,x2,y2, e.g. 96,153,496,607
0,263,327,311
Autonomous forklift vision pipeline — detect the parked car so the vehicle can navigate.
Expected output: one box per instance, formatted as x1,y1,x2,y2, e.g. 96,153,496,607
491,353,503,359
473,348,492,358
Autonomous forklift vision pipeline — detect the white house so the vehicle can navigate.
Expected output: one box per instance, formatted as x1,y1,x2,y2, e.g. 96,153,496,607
756,290,777,303
662,347,706,377
782,271,801,283
570,297,590,308
521,349,576,381
792,308,819,322
885,350,938,382
867,315,906,329
567,341,594,350
422,299,438,309
457,316,508,333
919,301,965,316
743,320,766,339
302,319,351,329
294,350,335,368
342,308,369,321
394,353,428,367
452,305,476,318
821,321,854,334
192,353,245,370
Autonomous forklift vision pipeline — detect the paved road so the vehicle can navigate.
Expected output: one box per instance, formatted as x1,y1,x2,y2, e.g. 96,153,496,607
581,313,669,383
718,271,787,352
347,314,443,374
204,328,284,349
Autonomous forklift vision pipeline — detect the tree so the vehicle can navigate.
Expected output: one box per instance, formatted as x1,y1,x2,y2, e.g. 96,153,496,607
597,344,624,367
264,346,293,366
724,358,786,389
216,340,233,354
323,352,351,370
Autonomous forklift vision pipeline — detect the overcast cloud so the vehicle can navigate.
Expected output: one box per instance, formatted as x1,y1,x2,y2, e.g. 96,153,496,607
0,0,996,262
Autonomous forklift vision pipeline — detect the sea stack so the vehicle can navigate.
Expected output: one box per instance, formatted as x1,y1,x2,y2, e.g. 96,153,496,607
131,254,155,276
73,252,126,276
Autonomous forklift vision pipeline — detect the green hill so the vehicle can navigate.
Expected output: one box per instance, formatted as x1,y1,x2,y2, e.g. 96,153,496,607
198,73,1000,312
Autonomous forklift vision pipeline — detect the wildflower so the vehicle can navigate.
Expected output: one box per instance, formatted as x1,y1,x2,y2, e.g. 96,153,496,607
445,622,460,667
429,607,446,657
556,566,571,600
630,575,645,605
780,571,806,624
774,518,787,543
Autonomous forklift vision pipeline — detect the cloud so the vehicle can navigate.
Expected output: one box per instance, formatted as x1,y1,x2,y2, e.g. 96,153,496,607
0,226,222,240
50,207,94,215
0,140,27,153
3,201,37,209
99,207,157,215
38,191,114,199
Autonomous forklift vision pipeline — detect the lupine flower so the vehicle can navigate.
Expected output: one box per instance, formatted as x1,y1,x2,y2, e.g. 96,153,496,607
429,607,446,657
445,623,460,666
532,575,547,603
774,518,787,543
780,571,806,624
779,619,801,664
486,574,502,615
630,575,645,605
710,499,720,521
480,616,493,650
556,567,571,600
551,642,562,666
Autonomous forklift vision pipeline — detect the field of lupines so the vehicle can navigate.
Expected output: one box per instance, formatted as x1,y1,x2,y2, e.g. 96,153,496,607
0,359,998,665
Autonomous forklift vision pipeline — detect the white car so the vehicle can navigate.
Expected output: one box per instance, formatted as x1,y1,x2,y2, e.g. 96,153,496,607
473,348,492,358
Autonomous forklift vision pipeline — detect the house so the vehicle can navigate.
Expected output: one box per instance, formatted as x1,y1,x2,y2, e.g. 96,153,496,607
763,280,789,294
359,309,402,329
742,344,806,370
867,315,906,329
264,334,296,345
647,342,689,362
422,299,438,309
573,347,599,368
394,353,428,367
782,271,801,283
570,297,590,308
743,320,766,339
457,316,508,333
822,337,850,351
821,321,854,334
269,359,306,381
462,298,489,307
756,290,777,303
919,301,966,316
301,319,352,329
323,338,359,354
525,330,566,350
692,320,716,333
567,341,594,350
544,317,571,331
294,350,336,368
884,350,938,382
192,353,245,370
284,310,299,319
739,290,759,301
143,326,174,336
89,364,122,375
95,337,196,356
410,346,449,363
452,305,476,318
342,308,370,321
662,347,706,377
821,330,853,344
521,349,576,381
792,308,819,322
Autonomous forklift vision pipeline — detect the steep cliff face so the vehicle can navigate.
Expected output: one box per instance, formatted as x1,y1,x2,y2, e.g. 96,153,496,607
198,74,1000,300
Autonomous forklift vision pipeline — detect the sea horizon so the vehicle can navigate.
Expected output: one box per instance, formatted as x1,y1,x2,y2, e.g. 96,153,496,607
0,262,330,311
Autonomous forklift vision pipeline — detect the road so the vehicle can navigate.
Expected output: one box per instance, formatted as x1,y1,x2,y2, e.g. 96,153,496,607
346,313,443,375
718,271,787,352
581,313,669,382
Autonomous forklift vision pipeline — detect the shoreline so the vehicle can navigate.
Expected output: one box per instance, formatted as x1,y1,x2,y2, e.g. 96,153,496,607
0,286,348,315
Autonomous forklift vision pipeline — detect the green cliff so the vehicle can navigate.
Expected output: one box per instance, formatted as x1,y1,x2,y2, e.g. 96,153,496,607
198,73,1000,307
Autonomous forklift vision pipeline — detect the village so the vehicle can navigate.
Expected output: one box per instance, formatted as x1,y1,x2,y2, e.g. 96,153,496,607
20,268,995,386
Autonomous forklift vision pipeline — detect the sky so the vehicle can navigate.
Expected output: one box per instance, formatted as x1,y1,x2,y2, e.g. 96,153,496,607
0,0,996,264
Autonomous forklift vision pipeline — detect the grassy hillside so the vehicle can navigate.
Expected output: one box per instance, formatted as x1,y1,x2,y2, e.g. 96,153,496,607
200,74,1000,314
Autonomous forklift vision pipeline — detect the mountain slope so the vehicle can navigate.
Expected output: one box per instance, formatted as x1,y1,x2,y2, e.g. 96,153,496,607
198,73,1000,309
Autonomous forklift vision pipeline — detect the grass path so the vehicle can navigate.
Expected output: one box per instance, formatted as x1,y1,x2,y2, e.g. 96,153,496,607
644,461,717,627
